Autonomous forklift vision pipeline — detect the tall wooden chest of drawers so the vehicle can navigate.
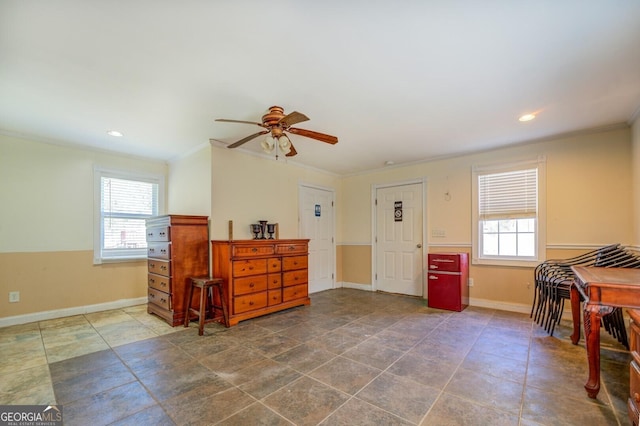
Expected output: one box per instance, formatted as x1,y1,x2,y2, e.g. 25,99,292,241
146,215,209,326
211,239,310,326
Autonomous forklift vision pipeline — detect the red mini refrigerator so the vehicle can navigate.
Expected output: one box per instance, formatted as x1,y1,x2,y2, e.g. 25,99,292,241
427,253,469,311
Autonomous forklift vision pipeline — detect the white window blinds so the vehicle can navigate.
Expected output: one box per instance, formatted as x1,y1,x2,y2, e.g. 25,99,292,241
478,168,537,220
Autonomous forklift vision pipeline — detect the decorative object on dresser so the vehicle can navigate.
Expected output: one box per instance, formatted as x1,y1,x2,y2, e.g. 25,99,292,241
250,220,278,239
211,239,310,326
146,215,209,326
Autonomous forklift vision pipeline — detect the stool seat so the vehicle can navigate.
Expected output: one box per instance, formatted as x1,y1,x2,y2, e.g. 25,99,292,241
184,276,229,335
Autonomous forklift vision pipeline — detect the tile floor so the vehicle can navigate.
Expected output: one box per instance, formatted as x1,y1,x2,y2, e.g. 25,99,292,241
0,288,632,425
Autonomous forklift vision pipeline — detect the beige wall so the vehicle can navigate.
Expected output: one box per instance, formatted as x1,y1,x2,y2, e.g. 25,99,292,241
340,126,634,308
0,134,167,320
167,144,212,217
632,115,640,247
209,146,341,241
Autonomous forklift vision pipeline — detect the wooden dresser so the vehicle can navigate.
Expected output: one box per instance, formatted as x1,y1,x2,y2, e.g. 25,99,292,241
211,239,310,326
629,309,640,424
146,215,209,326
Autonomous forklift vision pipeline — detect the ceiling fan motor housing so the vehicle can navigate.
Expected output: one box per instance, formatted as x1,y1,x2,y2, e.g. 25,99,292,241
262,106,286,127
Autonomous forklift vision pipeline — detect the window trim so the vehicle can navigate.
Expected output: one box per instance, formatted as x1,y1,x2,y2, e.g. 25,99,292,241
93,166,166,264
471,156,546,267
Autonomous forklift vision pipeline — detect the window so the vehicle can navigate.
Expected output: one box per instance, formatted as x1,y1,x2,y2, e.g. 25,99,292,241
94,167,165,263
472,157,546,267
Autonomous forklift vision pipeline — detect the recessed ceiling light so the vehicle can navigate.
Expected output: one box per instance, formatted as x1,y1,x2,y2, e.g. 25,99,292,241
518,114,536,122
384,160,395,166
107,130,123,137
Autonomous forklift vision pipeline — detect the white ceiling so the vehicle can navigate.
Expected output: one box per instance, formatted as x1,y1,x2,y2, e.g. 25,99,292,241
1,1,640,176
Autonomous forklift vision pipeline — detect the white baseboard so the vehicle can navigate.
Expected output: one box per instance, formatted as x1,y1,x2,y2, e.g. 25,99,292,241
468,297,532,314
0,297,148,328
340,281,373,292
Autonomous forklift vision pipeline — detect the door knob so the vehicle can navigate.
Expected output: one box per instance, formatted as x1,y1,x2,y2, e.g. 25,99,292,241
417,244,422,248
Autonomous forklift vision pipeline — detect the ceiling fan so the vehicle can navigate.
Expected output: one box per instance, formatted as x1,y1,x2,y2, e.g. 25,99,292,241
211,106,338,157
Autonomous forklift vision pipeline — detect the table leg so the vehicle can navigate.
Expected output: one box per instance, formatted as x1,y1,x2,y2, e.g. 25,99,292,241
583,306,601,398
570,283,581,345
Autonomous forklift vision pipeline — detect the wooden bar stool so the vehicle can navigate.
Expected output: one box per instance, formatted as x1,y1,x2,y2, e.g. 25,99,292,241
184,276,229,335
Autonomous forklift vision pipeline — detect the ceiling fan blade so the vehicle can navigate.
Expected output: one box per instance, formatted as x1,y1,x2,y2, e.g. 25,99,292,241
215,118,264,127
286,142,298,157
227,130,269,148
279,111,309,128
288,128,338,144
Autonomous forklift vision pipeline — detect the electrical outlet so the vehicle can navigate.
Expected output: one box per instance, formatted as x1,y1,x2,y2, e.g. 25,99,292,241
431,229,446,238
9,291,20,303
468,278,474,287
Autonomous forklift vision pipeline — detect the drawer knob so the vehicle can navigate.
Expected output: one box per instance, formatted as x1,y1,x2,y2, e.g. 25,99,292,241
252,248,258,252
249,283,255,288
249,301,254,306
149,278,155,284
635,392,640,403
149,263,155,268
288,246,295,250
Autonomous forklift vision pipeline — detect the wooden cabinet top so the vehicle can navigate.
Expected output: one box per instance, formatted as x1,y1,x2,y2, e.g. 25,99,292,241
211,239,309,244
212,239,309,259
146,215,208,227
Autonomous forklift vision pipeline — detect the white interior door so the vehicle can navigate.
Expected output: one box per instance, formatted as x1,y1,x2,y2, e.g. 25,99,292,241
300,184,335,293
375,182,424,296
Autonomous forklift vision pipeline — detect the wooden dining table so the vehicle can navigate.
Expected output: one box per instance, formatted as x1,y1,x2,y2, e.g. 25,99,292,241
570,266,640,398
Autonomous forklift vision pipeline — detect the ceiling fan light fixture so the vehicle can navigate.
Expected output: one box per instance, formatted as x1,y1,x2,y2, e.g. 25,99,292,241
278,135,291,154
518,113,536,122
261,135,275,153
107,130,123,137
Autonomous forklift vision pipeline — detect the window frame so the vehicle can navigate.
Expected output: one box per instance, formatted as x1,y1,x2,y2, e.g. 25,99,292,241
471,157,546,267
93,166,165,264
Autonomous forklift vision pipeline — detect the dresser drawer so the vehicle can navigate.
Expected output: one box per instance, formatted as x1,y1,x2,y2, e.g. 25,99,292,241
233,244,275,257
276,243,307,255
268,289,282,305
234,292,268,314
148,259,170,276
146,226,170,242
631,360,640,425
147,242,170,260
233,259,268,277
148,273,170,292
283,284,307,302
283,255,308,271
234,275,268,295
267,273,281,289
267,258,282,272
148,287,171,310
628,397,639,426
283,269,307,287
